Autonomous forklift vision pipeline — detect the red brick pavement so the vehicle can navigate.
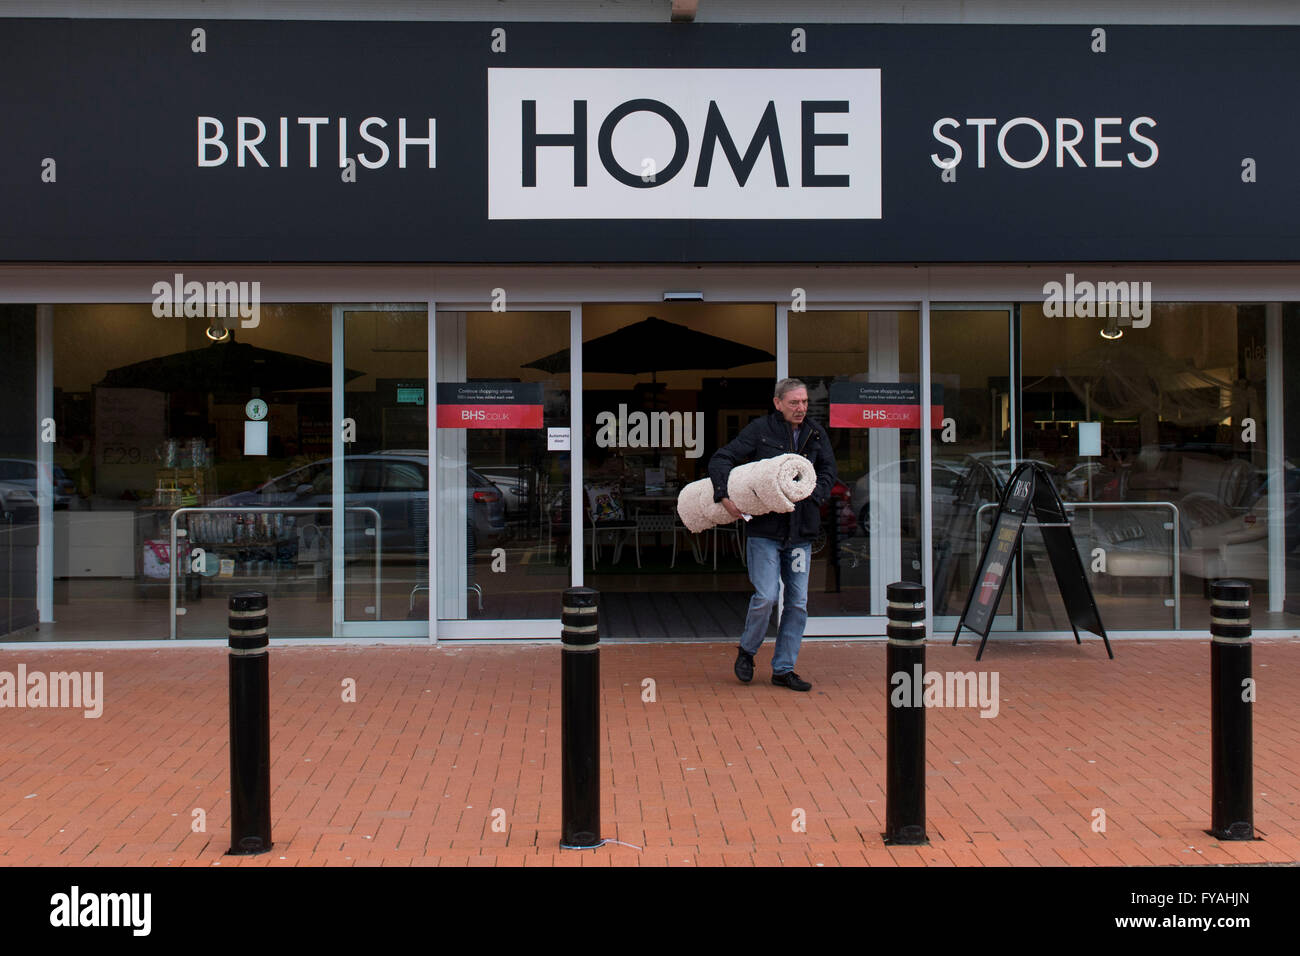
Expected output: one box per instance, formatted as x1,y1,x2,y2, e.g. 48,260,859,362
1,638,1297,866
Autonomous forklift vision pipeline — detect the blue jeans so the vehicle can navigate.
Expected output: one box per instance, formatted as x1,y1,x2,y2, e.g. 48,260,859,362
739,536,811,675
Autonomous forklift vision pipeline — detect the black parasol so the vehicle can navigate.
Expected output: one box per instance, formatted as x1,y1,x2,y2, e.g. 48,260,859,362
97,337,363,394
522,315,774,379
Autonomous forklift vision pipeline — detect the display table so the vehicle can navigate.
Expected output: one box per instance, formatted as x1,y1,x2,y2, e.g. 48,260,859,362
54,510,135,578
134,505,319,600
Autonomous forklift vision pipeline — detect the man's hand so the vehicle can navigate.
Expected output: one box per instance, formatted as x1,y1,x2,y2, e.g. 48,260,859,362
721,497,743,520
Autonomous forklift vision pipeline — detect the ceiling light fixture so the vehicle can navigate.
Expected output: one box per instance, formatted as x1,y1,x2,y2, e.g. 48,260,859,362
206,317,230,342
1100,315,1123,340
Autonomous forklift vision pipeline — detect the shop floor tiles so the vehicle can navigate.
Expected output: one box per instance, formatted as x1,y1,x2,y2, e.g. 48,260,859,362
1,638,1298,867
597,590,749,639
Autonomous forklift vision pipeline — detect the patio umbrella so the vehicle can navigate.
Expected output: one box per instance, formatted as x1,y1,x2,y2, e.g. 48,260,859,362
522,315,774,379
97,336,364,394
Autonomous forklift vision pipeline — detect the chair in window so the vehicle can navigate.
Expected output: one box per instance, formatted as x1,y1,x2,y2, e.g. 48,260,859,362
710,518,746,570
585,484,634,566
633,508,701,568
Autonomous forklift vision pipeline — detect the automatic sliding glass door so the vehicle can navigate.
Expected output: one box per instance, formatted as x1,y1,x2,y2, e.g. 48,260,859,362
433,309,573,637
787,307,921,631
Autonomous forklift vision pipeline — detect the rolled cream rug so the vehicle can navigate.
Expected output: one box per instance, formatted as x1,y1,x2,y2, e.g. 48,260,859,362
730,452,816,514
676,454,817,533
676,479,734,533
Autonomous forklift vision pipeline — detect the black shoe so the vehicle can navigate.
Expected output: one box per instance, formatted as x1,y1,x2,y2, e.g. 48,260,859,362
734,647,755,683
772,671,811,692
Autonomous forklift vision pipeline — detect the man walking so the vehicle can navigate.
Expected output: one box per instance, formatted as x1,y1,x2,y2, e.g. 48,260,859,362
709,378,837,691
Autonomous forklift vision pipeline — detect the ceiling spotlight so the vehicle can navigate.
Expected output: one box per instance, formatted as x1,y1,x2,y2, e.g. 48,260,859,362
1100,315,1123,340
206,317,230,342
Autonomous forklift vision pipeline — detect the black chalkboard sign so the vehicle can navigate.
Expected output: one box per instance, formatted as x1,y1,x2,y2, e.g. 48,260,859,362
952,462,1112,660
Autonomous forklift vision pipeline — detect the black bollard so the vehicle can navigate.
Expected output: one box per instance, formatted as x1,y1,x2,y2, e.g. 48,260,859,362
884,581,928,845
560,587,602,849
227,590,273,855
1209,579,1254,841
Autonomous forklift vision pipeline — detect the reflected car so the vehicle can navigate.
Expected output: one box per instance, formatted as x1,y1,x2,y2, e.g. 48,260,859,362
0,459,75,509
821,460,965,573
959,453,1058,484
812,479,855,554
851,458,966,537
0,480,38,522
475,465,531,518
216,454,504,554
1062,461,1126,501
465,469,508,542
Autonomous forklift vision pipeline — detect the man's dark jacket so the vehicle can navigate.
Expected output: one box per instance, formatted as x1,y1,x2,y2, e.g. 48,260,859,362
707,410,838,543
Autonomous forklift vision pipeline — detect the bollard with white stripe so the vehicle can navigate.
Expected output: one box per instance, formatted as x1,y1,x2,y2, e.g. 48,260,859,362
227,590,273,855
1209,579,1254,841
885,581,928,845
560,587,602,849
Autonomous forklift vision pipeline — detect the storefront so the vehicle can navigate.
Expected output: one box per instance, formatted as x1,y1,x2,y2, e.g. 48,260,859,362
3,10,1300,642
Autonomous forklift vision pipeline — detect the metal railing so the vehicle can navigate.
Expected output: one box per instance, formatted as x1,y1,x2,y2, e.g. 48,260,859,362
169,506,382,639
975,500,1181,629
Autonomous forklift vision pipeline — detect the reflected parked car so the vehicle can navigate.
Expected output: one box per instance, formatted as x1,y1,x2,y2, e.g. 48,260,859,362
813,479,855,554
475,465,531,518
961,453,1060,488
217,453,504,554
0,480,38,522
1062,461,1126,501
851,458,966,538
0,459,75,509
465,469,508,541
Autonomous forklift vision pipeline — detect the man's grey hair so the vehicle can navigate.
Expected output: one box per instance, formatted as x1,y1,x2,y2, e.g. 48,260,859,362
774,377,807,400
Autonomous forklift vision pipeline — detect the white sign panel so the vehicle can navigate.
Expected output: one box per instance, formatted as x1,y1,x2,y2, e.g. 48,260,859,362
244,420,269,456
548,427,571,451
489,68,881,220
1078,421,1102,457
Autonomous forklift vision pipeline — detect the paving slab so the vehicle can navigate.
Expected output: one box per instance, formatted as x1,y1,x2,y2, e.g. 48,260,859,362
1,638,1297,867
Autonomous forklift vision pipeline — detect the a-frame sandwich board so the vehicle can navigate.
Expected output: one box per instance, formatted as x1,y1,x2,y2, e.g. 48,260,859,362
952,462,1113,661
